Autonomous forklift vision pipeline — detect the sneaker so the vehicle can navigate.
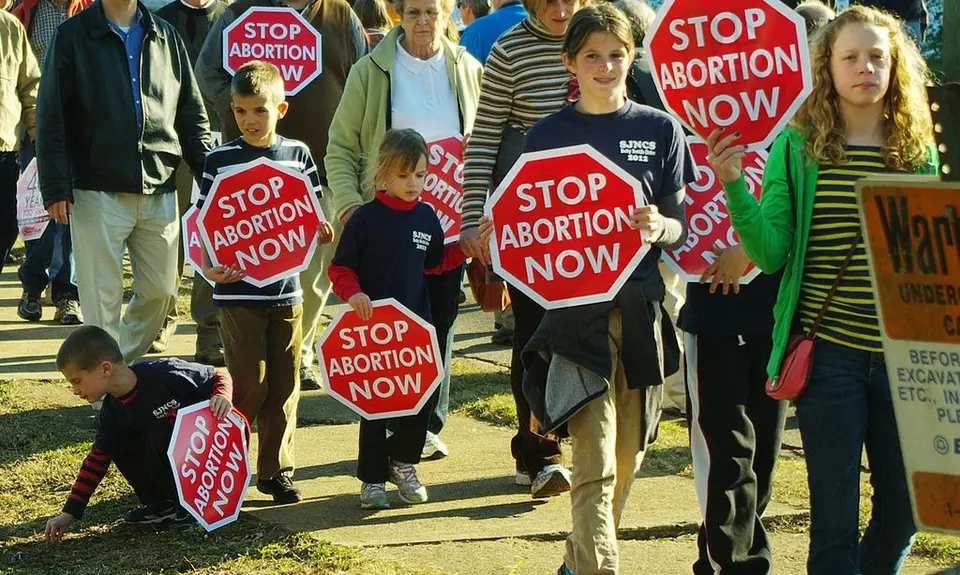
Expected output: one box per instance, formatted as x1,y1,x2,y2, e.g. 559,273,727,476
490,325,514,346
421,431,448,460
388,460,428,504
169,507,198,532
54,299,83,325
360,482,389,509
124,501,176,524
17,291,41,322
457,289,467,305
300,365,322,391
257,474,302,504
532,464,572,499
194,348,226,368
557,565,576,575
148,340,167,354
514,469,532,487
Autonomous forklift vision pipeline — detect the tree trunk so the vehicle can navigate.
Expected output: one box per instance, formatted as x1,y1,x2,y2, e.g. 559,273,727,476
945,0,959,82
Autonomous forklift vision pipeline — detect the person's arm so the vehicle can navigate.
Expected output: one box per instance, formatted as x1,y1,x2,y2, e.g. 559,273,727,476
328,213,372,318
718,131,796,273
172,30,212,177
35,29,74,208
651,120,695,250
425,243,467,275
194,9,236,119
460,40,516,231
346,9,369,63
16,20,41,142
325,61,373,223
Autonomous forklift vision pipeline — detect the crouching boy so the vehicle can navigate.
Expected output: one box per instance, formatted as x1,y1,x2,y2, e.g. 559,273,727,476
44,326,234,545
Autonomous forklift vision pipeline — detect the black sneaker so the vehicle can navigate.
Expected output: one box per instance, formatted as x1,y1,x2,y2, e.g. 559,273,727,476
169,508,198,532
17,291,41,322
490,326,514,346
124,501,176,524
300,366,321,391
257,474,302,504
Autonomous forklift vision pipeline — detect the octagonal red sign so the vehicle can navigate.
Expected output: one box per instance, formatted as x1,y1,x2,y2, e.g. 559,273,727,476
167,401,251,532
420,135,464,245
198,157,325,288
486,145,649,310
661,136,767,283
182,205,214,287
644,0,811,150
223,7,322,96
317,298,442,421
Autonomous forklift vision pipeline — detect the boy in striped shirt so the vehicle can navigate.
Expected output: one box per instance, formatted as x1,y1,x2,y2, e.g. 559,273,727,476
197,61,334,505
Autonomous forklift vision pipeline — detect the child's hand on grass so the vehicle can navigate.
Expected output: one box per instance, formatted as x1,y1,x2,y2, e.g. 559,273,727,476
204,264,245,284
45,512,73,547
318,221,335,245
348,293,373,320
210,395,232,420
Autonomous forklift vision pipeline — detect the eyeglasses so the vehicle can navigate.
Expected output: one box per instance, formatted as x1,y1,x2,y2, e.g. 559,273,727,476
403,8,440,20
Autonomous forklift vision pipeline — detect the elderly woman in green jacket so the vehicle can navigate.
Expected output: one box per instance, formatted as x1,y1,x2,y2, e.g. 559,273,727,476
325,0,483,463
707,7,938,574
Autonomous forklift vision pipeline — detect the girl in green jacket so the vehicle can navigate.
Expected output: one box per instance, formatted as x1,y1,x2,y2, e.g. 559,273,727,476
706,6,936,575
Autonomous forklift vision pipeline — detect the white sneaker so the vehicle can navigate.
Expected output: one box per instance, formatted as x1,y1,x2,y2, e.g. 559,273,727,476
421,431,449,460
514,470,532,486
360,482,389,509
389,460,429,504
531,464,571,499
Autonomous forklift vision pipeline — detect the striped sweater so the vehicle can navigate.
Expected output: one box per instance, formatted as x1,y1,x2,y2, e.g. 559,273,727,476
460,17,570,230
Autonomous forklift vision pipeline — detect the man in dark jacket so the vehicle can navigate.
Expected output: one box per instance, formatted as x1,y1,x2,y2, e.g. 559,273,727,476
36,0,211,364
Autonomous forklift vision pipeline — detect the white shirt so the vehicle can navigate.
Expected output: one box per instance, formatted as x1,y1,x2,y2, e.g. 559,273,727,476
390,37,461,142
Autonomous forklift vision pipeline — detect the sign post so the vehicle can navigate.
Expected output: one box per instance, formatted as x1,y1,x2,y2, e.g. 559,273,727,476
644,0,812,149
167,401,251,532
661,136,766,283
485,144,649,310
16,159,49,242
858,176,960,535
197,157,326,288
420,135,464,245
317,298,443,420
223,7,322,96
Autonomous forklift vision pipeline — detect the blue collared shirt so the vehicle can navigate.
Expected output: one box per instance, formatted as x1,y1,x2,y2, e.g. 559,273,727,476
107,11,146,133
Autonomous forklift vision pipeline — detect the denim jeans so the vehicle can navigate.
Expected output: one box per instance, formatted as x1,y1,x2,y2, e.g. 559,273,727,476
794,339,916,575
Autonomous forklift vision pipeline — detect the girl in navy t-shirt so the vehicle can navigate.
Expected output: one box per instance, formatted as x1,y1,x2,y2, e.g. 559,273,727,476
479,5,696,573
328,129,465,510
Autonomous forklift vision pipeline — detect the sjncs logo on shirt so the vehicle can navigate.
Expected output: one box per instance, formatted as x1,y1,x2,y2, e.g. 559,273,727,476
619,140,658,163
412,231,431,251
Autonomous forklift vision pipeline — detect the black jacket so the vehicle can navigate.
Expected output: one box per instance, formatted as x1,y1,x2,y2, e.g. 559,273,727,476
36,1,211,207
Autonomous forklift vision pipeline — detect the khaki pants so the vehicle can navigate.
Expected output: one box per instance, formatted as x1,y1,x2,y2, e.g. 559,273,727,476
565,310,649,575
71,189,179,363
299,188,339,368
660,262,687,412
220,304,303,478
156,161,221,354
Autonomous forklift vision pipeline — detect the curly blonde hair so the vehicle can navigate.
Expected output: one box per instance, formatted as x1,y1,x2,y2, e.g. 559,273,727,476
790,5,933,171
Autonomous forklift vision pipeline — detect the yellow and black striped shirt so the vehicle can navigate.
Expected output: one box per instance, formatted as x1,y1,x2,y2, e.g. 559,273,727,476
799,146,900,352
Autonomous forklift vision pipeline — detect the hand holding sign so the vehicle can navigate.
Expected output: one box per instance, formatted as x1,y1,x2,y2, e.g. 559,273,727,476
705,128,748,183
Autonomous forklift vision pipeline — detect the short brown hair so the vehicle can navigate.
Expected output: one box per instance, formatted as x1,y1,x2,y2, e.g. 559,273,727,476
562,3,634,59
368,129,428,190
523,0,588,23
56,326,124,372
231,60,286,104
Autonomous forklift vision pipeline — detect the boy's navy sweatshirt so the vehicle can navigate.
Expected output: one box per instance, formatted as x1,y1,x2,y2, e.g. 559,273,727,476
678,271,782,337
197,136,324,308
63,359,233,519
329,192,466,322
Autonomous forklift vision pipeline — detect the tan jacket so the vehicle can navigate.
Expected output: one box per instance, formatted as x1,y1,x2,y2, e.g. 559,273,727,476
0,9,40,151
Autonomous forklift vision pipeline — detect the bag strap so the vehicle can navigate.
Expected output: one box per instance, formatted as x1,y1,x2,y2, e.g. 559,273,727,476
807,228,863,338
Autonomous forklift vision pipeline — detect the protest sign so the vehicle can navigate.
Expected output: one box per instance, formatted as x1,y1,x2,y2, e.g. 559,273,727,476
644,0,812,149
167,401,251,532
859,176,960,535
16,159,49,242
317,298,442,420
197,157,325,288
486,144,648,310
182,206,214,287
420,135,464,245
223,7,322,95
661,135,766,282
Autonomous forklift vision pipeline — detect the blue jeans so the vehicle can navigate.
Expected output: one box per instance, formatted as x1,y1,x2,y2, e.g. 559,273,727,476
795,339,916,575
17,141,76,300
